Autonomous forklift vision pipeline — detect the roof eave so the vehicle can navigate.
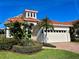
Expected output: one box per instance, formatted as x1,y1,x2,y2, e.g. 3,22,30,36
53,24,73,27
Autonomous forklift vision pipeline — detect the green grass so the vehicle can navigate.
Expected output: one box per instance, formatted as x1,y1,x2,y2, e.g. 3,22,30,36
0,49,79,59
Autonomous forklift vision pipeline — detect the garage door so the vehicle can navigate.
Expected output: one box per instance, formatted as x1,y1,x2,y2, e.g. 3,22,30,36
46,32,70,43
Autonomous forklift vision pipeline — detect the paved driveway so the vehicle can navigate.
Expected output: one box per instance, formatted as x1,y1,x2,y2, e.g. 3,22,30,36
51,42,79,53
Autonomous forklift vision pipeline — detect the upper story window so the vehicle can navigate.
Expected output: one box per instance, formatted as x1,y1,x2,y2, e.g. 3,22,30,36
34,13,35,17
31,12,32,17
28,12,30,17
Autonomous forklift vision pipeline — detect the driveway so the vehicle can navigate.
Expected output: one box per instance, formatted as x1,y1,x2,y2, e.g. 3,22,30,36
51,42,79,53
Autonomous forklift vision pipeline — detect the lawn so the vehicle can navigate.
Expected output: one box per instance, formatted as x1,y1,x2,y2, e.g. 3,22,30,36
0,49,79,59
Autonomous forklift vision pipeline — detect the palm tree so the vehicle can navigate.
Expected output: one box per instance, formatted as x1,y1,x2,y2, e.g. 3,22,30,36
33,17,54,37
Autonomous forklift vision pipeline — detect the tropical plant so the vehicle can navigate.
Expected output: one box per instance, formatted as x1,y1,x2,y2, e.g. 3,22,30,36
70,20,79,41
0,34,16,50
73,20,79,29
4,21,32,46
33,17,54,36
73,21,79,35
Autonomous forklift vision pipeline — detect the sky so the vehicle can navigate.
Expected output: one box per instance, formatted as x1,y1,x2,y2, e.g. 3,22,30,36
0,0,79,28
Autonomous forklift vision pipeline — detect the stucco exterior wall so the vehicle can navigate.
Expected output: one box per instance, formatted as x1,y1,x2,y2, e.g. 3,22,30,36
28,22,37,25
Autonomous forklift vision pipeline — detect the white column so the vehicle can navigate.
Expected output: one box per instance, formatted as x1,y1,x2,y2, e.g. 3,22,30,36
6,27,10,38
25,12,28,18
6,27,13,38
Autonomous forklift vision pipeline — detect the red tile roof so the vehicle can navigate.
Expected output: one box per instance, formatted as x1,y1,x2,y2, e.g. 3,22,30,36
7,18,72,26
8,18,24,22
8,17,39,23
47,20,72,25
6,14,73,26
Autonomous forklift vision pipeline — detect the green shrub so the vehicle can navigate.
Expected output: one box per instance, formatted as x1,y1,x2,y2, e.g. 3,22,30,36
0,34,16,50
12,41,42,53
0,43,12,50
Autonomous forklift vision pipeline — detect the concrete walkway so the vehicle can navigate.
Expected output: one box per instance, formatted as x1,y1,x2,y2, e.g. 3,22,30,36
43,42,79,53
50,42,79,53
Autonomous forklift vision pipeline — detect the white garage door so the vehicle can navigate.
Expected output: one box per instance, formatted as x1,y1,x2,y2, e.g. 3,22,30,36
45,30,70,43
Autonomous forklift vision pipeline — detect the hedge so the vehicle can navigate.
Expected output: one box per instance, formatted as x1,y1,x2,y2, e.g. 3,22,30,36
0,34,16,50
12,42,42,53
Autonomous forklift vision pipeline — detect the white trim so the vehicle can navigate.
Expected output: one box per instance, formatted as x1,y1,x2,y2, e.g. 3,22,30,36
53,24,73,27
25,9,38,13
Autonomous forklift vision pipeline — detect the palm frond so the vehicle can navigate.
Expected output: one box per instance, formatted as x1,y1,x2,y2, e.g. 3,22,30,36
33,17,54,36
